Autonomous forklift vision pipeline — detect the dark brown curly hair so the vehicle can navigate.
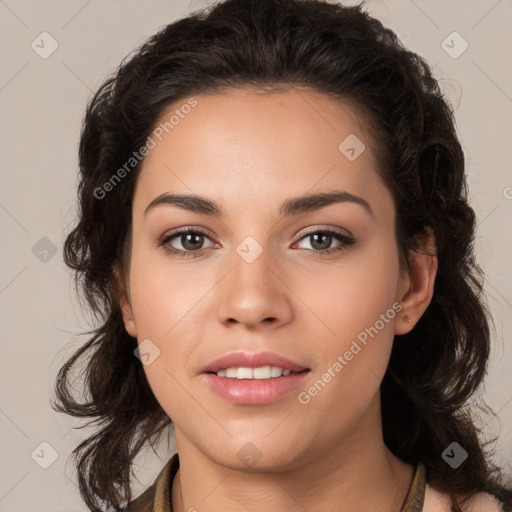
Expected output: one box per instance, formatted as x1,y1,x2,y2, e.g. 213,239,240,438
52,0,512,510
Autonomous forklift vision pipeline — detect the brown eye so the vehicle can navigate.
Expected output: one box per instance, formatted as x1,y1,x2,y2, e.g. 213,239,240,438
295,230,355,255
160,228,216,258
309,232,333,251
177,232,205,251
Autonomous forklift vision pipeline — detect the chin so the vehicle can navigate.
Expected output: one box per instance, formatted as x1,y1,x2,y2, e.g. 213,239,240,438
204,437,309,473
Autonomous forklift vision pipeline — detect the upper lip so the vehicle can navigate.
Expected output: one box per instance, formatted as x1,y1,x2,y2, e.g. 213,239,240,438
201,351,309,373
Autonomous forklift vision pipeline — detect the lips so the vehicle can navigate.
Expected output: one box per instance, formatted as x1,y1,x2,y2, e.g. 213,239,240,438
201,351,309,374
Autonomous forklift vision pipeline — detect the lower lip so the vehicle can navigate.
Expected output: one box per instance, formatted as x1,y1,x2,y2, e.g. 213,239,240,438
203,371,310,405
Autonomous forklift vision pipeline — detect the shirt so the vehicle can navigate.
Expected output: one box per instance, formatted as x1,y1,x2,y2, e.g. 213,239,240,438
123,453,505,512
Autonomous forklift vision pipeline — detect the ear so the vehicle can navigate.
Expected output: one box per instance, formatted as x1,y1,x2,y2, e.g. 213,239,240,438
395,228,438,335
113,263,137,338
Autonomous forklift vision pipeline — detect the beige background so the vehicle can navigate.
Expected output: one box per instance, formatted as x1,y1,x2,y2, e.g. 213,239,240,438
1,0,511,510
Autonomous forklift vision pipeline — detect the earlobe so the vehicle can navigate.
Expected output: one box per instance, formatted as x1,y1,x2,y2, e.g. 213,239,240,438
120,295,137,338
395,229,438,335
113,264,137,338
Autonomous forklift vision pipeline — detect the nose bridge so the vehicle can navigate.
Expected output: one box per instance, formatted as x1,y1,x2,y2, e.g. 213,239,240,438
216,231,293,327
230,232,278,302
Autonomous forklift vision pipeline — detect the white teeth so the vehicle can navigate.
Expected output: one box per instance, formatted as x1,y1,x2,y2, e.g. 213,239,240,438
215,366,295,379
253,365,272,379
237,367,253,379
270,366,282,377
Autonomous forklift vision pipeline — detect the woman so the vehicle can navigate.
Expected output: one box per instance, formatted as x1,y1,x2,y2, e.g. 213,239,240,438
52,0,512,511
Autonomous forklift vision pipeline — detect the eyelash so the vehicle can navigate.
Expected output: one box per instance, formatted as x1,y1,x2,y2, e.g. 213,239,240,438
159,226,355,259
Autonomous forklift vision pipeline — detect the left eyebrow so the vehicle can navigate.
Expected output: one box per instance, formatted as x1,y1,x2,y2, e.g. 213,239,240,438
143,190,374,219
279,191,374,218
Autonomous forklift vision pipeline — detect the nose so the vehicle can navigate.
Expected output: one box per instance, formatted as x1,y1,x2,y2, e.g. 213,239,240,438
215,243,293,331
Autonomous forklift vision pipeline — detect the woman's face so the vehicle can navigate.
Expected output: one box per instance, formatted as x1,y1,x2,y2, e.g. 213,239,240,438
119,87,413,470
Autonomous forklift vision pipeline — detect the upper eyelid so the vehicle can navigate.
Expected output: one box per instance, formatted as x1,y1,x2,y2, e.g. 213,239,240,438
162,227,216,245
297,226,352,238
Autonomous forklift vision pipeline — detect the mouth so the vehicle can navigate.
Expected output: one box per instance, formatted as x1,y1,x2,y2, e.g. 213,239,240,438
201,351,311,405
207,366,308,379
201,350,309,375
203,369,310,405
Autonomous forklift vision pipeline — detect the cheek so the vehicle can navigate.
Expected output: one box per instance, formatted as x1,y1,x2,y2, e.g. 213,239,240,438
128,242,206,339
294,239,400,412
299,297,397,432
129,259,204,421
127,246,208,401
295,241,401,347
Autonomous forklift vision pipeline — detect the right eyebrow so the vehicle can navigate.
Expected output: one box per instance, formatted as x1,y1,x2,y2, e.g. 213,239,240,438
144,193,222,217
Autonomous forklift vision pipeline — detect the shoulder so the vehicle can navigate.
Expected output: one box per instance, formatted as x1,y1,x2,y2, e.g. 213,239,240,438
122,482,156,512
122,453,179,512
424,483,506,512
461,492,509,512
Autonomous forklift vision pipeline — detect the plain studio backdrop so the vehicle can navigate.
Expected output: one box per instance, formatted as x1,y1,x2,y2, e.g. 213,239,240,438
0,0,511,510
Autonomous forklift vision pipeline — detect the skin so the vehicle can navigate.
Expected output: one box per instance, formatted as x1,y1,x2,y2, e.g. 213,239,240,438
116,87,437,512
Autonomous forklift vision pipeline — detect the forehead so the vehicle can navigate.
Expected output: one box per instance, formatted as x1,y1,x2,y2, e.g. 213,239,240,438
133,87,388,214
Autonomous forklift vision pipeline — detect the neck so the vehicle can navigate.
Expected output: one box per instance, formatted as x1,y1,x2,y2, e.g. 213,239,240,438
171,395,414,512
